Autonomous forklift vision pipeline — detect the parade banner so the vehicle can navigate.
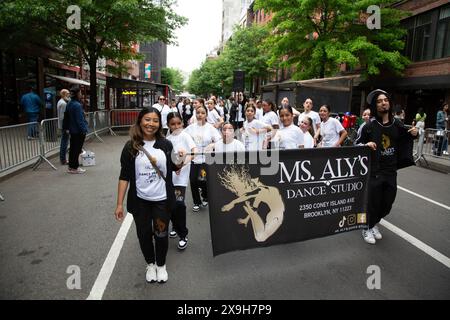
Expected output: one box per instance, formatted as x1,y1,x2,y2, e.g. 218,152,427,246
206,146,371,256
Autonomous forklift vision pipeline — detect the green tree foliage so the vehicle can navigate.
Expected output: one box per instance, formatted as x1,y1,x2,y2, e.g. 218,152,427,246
255,0,410,80
187,24,270,97
161,67,185,93
0,0,186,110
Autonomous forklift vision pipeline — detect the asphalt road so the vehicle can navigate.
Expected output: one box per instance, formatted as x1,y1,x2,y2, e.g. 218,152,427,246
0,134,449,300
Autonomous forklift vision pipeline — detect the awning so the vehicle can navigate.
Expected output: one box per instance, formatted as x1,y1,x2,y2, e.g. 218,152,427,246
47,74,90,86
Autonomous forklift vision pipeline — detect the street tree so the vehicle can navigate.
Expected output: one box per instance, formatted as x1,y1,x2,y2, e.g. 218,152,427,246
0,0,186,110
255,0,410,80
224,24,271,95
161,67,185,93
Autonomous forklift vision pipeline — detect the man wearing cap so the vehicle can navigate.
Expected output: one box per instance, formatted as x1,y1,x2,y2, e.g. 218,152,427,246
355,89,418,244
66,86,88,174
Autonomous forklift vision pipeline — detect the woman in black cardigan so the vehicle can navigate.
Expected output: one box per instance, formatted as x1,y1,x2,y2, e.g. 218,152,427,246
114,107,183,284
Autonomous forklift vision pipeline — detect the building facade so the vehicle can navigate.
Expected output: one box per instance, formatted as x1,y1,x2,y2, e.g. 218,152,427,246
139,41,167,84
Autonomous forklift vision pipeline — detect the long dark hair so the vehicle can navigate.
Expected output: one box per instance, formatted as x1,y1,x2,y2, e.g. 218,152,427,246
129,107,163,156
369,91,393,122
166,112,183,134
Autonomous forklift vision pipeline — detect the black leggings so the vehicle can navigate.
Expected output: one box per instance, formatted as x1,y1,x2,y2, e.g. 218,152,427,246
171,186,188,238
189,163,208,206
367,174,397,228
134,198,170,266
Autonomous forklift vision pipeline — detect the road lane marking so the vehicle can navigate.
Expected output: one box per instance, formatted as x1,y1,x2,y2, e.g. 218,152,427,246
398,185,450,211
380,219,450,269
87,213,133,300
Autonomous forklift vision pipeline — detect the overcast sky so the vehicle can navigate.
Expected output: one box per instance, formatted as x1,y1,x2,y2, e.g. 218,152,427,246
167,0,222,81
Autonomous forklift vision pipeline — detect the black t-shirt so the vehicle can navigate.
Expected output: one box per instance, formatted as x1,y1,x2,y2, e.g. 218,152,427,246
357,119,400,175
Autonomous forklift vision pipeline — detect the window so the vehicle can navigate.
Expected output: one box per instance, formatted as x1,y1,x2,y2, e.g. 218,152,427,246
434,6,450,59
413,12,433,61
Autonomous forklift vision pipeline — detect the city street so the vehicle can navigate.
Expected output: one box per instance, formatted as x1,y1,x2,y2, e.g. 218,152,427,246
0,135,448,300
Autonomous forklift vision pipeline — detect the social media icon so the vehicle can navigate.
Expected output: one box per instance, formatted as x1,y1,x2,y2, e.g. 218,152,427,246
357,213,367,224
348,214,356,226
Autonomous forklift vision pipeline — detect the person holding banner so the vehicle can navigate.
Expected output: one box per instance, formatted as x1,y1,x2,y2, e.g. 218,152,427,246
184,104,222,212
114,107,184,283
315,104,348,148
270,106,305,149
166,112,197,250
356,89,418,244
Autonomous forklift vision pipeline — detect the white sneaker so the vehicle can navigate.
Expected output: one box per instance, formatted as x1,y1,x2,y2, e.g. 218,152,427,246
68,167,86,174
193,205,200,212
178,237,188,250
145,263,157,283
201,201,208,208
156,265,168,283
362,229,376,244
169,230,177,238
371,225,382,240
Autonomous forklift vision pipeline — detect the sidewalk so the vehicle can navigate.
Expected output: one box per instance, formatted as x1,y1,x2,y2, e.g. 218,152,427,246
415,154,450,174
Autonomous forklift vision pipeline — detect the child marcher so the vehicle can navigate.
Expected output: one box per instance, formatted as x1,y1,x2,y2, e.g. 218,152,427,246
270,106,305,149
184,104,222,212
299,116,315,148
315,104,348,148
241,104,271,151
166,112,196,250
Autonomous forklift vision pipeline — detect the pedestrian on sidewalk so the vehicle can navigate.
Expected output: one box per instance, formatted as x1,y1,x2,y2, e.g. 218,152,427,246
57,89,70,165
355,89,418,244
115,107,184,283
20,86,43,139
166,112,196,251
67,85,88,174
436,102,448,155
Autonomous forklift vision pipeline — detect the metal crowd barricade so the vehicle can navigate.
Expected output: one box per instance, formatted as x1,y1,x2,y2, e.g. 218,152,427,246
32,118,58,170
109,109,140,134
84,112,96,141
94,110,111,141
414,128,449,165
0,122,41,173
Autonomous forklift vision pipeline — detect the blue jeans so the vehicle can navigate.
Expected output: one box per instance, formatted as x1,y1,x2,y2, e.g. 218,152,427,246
60,130,69,162
27,112,39,137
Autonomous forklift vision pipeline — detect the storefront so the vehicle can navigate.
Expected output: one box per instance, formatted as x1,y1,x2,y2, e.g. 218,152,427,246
106,77,172,109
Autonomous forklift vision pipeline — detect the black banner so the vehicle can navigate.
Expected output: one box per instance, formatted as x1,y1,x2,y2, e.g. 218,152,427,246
206,146,371,256
232,70,245,92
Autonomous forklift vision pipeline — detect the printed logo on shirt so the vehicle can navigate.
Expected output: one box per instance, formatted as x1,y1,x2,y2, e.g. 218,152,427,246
381,134,395,156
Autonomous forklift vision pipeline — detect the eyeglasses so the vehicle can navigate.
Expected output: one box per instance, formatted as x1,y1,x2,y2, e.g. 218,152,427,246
159,98,165,101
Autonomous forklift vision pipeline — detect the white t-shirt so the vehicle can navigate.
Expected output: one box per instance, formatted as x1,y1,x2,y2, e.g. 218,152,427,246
303,131,314,148
166,131,196,187
216,105,225,118
299,111,321,134
152,103,165,113
237,104,245,122
135,140,167,201
184,122,222,163
214,139,245,153
320,117,345,147
242,119,267,151
262,111,279,127
272,124,305,150
57,98,67,129
255,108,264,120
207,108,222,126
160,105,176,129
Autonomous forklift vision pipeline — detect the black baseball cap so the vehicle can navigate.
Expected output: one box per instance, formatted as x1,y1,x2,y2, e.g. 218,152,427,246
366,89,388,105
